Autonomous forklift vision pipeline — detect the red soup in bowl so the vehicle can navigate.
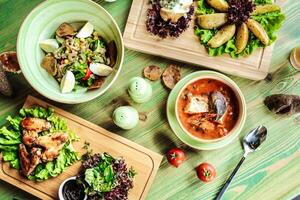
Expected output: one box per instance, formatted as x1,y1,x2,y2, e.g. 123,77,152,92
176,78,239,141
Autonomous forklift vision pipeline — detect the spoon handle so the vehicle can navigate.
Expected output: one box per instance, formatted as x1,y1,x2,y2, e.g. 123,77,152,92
215,156,246,200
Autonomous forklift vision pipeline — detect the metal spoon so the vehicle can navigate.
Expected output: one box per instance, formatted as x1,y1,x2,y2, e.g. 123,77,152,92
215,125,268,200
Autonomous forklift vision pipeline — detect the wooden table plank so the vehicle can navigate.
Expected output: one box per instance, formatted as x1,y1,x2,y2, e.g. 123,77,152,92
0,0,299,200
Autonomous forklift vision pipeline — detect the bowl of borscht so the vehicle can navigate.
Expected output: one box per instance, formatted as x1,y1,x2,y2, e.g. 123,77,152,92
175,71,246,143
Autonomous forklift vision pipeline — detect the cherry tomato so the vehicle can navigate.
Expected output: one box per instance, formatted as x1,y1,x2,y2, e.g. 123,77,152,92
196,163,216,182
82,67,93,80
166,148,185,167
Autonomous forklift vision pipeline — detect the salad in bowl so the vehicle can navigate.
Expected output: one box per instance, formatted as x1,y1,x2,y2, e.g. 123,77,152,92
17,0,124,104
40,22,117,93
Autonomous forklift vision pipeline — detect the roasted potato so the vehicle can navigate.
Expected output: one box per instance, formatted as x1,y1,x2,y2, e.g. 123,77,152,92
246,19,269,45
252,4,281,15
160,8,184,23
208,24,236,48
197,13,228,29
206,0,229,12
236,23,249,54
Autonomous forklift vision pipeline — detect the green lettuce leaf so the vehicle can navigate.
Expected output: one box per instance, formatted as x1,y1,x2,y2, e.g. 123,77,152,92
19,107,54,119
254,0,273,5
0,126,20,140
196,0,215,15
47,115,68,132
10,158,20,169
2,151,18,161
6,116,22,131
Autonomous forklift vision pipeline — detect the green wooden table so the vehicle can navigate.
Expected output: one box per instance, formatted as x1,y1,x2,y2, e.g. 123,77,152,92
0,0,299,199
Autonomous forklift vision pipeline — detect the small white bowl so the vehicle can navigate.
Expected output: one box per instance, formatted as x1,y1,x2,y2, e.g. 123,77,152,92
58,176,87,200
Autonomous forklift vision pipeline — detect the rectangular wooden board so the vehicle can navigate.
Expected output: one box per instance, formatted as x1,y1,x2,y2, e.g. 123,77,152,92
123,0,278,80
0,95,163,200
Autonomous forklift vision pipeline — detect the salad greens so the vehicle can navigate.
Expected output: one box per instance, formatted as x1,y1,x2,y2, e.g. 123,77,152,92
81,153,117,195
194,0,285,57
0,106,79,181
77,153,136,199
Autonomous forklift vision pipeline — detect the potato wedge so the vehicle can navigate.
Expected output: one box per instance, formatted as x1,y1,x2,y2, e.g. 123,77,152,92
252,4,281,15
208,24,236,48
206,0,229,12
246,19,269,45
236,23,249,54
197,13,228,29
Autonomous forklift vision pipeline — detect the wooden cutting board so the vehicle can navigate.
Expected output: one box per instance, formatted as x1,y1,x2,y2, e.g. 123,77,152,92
0,95,163,200
123,0,283,80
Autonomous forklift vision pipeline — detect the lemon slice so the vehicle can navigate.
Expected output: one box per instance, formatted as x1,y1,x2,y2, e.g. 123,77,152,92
60,71,75,93
76,22,94,38
39,39,59,53
90,63,113,76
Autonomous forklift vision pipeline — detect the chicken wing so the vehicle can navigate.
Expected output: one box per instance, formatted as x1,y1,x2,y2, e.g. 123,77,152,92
19,144,42,176
35,132,69,162
21,117,51,132
22,130,38,147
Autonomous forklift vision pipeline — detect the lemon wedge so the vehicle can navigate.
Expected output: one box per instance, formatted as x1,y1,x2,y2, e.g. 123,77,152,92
90,63,113,76
39,39,59,53
76,22,94,39
60,71,75,93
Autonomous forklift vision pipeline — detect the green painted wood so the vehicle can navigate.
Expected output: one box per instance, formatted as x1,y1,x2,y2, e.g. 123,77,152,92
0,0,299,200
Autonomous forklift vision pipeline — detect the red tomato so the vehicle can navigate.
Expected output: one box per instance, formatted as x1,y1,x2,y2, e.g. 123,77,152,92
166,148,185,167
196,163,216,182
82,68,93,80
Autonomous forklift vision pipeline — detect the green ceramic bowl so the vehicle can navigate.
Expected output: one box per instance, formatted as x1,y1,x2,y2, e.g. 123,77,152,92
167,71,247,150
17,0,124,104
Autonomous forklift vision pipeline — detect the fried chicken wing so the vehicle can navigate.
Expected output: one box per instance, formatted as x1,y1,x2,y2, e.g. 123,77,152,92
19,144,42,176
35,132,69,162
19,144,30,176
22,130,38,147
21,117,51,132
